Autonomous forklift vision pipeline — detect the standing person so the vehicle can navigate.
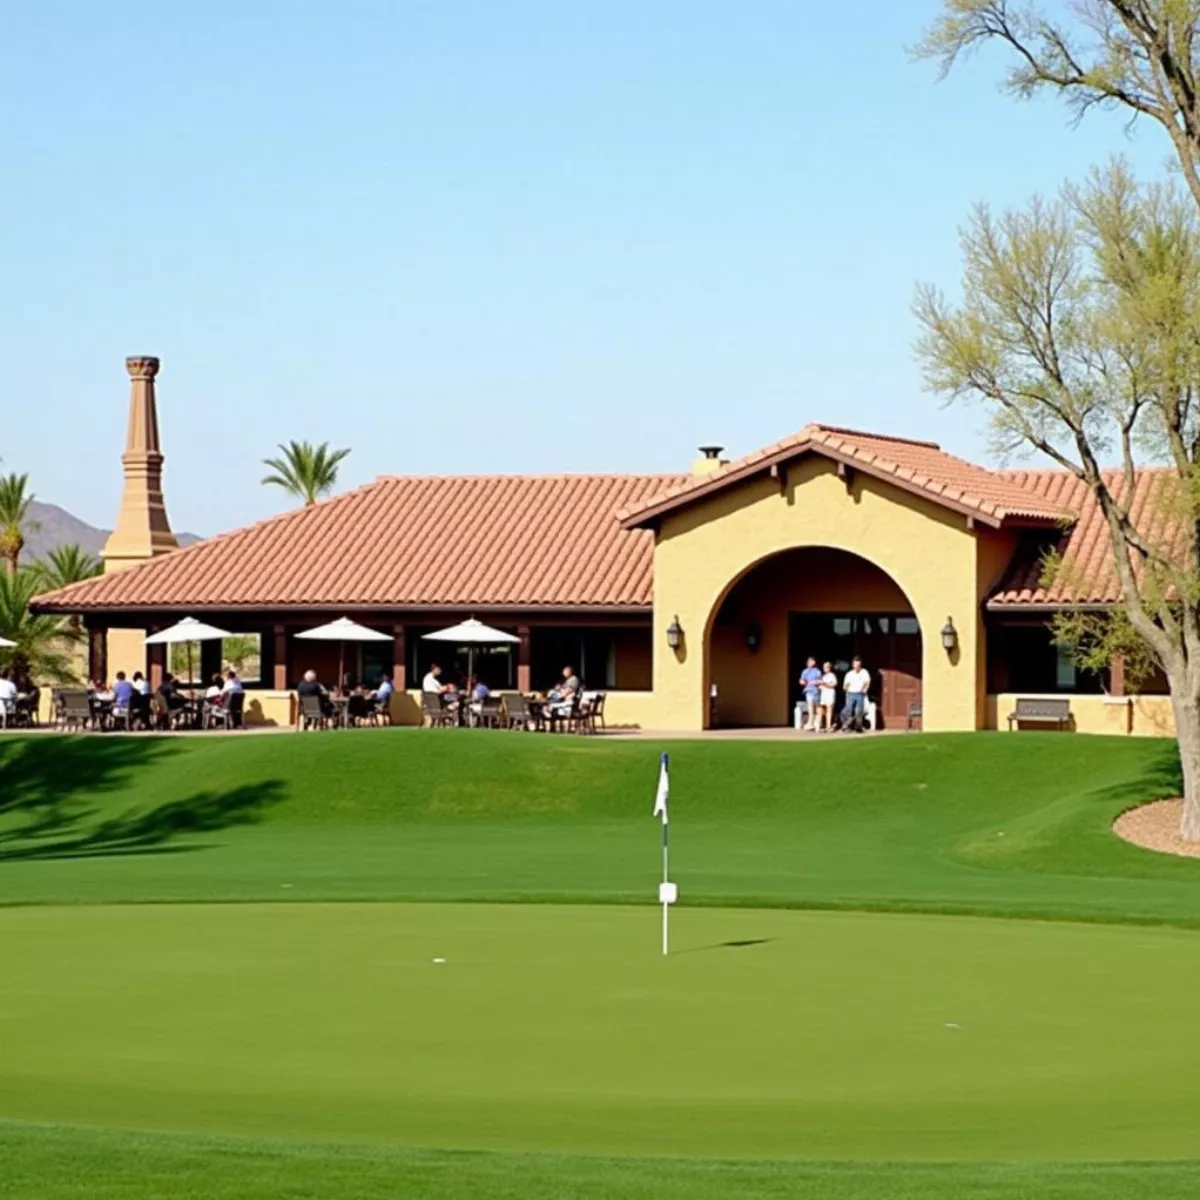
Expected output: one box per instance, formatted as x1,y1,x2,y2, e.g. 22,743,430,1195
841,656,872,733
818,661,838,732
799,656,823,731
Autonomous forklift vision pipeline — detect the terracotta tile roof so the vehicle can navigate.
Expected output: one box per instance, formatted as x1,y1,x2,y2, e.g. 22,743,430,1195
619,423,1069,528
32,474,683,613
988,468,1181,607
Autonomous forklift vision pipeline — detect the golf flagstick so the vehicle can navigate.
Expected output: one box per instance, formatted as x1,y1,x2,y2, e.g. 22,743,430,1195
653,752,676,955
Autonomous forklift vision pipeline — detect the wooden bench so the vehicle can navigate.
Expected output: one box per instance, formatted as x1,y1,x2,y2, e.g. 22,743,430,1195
1007,697,1072,731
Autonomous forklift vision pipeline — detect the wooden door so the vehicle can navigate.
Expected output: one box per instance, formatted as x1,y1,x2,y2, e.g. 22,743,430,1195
880,625,922,728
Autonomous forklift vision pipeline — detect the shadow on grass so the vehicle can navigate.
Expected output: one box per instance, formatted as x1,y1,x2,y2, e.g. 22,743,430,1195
0,736,285,862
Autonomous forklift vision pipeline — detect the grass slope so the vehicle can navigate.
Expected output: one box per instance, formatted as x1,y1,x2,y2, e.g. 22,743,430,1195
6,1124,1200,1200
0,730,1193,923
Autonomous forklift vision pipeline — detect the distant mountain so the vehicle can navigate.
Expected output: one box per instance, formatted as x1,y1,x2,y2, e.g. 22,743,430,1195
24,500,200,566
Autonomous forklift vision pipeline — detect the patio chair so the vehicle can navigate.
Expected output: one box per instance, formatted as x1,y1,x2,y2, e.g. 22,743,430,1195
149,691,173,731
298,693,329,731
422,692,455,728
475,696,503,729
547,692,582,734
502,692,534,731
109,702,133,732
23,686,41,727
206,691,245,731
576,691,607,735
60,690,93,731
347,694,371,727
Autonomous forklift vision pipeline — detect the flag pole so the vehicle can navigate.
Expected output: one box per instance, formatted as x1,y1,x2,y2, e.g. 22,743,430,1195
654,751,673,956
662,810,669,956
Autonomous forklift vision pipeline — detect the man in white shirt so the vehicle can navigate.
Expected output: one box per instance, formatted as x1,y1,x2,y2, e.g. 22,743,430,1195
0,671,17,719
221,670,244,695
422,664,449,694
841,657,871,733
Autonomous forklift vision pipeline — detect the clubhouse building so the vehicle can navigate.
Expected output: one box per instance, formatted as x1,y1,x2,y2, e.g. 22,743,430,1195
33,357,1175,735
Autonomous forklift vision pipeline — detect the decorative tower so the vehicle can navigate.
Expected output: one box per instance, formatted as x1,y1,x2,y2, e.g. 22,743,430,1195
102,355,179,573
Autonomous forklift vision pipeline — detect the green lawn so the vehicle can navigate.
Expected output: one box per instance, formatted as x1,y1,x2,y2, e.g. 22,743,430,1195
3,730,1200,1198
0,730,1194,922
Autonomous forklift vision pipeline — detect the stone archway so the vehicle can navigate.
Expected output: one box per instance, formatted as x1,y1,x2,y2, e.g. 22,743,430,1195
705,546,923,728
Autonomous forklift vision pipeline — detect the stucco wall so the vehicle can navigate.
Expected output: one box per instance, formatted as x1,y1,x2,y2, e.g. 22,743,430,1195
651,458,985,732
987,692,1176,737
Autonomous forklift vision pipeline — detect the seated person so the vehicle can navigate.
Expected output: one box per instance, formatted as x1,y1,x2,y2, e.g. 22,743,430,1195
204,673,225,705
111,671,136,709
131,671,151,696
0,670,17,710
371,673,395,715
297,669,333,717
422,664,457,708
159,673,186,710
472,677,490,701
547,665,582,715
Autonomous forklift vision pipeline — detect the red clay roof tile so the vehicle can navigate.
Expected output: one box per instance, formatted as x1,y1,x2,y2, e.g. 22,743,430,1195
33,473,683,613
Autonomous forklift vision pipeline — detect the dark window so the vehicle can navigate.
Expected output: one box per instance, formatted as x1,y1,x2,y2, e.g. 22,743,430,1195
408,626,516,690
531,628,616,691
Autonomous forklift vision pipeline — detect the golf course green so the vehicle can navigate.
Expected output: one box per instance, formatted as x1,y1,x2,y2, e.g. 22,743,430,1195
3,730,1200,1197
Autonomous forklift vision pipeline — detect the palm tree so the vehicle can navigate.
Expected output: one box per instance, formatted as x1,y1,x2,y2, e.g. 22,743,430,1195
0,473,37,575
31,543,102,639
0,567,80,684
262,441,351,507
33,543,102,591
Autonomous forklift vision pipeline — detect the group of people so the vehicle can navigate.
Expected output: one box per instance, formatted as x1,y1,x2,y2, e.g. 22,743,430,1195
85,669,247,727
421,662,583,721
297,669,394,723
0,669,39,722
798,655,872,733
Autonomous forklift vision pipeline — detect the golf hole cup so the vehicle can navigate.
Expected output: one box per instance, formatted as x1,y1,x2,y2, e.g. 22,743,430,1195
658,882,678,905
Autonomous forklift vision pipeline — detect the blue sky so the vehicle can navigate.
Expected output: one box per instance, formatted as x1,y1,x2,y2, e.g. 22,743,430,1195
0,1,1170,535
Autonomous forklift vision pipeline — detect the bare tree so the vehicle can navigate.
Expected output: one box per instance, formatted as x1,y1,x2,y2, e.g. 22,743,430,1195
914,160,1200,835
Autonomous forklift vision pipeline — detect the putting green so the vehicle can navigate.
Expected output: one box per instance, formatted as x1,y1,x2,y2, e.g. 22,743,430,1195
3,902,1199,1161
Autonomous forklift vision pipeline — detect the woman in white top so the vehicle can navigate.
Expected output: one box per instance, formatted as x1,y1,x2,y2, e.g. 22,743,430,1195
818,661,838,732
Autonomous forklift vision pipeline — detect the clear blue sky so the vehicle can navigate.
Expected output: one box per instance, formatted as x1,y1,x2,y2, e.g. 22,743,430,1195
0,0,1169,536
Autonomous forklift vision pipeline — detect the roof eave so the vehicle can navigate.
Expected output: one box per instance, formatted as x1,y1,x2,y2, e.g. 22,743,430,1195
619,443,1063,531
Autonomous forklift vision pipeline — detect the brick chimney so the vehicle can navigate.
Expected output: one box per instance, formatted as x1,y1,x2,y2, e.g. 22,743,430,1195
691,445,728,477
102,356,179,574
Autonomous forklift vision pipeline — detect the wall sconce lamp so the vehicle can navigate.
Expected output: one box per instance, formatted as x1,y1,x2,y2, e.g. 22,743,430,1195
940,617,958,654
745,620,762,654
666,616,683,651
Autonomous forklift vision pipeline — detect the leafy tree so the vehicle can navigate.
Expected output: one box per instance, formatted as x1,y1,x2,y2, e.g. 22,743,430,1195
0,473,37,575
261,440,350,506
916,3,1200,217
914,161,1200,836
0,567,80,684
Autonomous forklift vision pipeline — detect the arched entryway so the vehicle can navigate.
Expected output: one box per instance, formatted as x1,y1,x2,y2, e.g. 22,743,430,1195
706,546,922,729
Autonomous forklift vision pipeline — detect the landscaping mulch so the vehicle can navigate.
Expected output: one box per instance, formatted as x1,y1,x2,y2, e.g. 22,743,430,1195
1113,798,1200,859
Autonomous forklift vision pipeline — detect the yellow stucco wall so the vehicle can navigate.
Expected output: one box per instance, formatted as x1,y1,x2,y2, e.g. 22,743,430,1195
988,692,1175,737
650,458,988,732
106,628,147,684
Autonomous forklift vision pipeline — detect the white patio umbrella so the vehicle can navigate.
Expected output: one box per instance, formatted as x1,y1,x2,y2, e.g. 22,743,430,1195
0,635,16,648
422,618,520,689
144,617,233,690
295,616,391,690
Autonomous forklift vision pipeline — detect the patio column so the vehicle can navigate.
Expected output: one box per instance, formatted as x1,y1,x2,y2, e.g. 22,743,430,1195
1110,655,1126,697
147,627,166,690
392,624,407,690
517,624,531,692
87,625,108,684
273,624,289,690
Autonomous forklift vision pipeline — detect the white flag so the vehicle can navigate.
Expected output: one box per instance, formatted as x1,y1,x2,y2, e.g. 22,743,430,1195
652,752,669,824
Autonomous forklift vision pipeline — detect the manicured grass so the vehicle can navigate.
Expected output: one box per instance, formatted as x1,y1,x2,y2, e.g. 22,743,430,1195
0,730,1193,923
6,1124,1200,1200
4,902,1200,1161
4,730,1200,1197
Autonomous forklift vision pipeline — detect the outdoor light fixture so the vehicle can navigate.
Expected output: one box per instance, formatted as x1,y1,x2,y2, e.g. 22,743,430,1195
666,616,683,651
745,621,762,654
941,617,958,653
